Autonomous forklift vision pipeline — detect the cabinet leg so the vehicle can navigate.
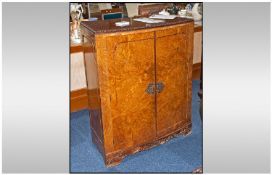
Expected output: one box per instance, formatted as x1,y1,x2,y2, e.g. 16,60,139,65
180,122,192,136
105,155,125,167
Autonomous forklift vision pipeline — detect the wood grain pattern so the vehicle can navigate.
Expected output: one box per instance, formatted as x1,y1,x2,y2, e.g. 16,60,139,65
156,24,192,137
105,122,191,167
96,31,156,154
81,20,194,167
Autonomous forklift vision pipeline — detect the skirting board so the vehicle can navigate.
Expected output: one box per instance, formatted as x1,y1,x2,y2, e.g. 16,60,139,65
192,62,201,80
70,44,83,54
70,88,89,113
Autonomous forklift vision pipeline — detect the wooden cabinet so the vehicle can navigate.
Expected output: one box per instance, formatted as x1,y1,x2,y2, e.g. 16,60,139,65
81,18,194,167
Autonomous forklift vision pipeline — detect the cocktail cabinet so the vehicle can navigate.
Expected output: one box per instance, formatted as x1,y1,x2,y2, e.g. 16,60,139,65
80,18,194,167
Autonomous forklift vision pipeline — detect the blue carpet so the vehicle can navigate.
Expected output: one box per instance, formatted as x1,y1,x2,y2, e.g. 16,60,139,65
70,80,202,173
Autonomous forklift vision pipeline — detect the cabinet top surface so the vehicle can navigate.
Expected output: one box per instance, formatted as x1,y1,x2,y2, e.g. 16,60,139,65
80,17,193,34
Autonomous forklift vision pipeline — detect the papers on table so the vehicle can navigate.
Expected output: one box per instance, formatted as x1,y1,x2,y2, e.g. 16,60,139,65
133,14,195,24
149,14,177,19
115,21,130,27
179,15,194,19
133,18,164,24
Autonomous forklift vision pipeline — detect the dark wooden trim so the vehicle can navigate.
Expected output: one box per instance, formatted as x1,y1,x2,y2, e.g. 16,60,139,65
194,25,203,33
70,44,83,53
101,8,123,14
70,88,89,112
88,89,101,110
192,62,201,80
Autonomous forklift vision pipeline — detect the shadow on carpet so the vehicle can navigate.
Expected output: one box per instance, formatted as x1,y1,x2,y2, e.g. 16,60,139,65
70,80,202,173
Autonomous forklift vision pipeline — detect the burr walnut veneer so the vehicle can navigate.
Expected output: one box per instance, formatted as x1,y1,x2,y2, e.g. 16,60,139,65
80,17,194,167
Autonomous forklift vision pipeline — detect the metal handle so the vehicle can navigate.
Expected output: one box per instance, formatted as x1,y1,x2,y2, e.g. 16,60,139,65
145,83,155,94
145,82,165,94
156,82,165,93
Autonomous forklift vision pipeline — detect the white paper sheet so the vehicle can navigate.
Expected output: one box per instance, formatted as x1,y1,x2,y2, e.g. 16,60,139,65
133,18,164,24
115,21,130,27
149,14,177,19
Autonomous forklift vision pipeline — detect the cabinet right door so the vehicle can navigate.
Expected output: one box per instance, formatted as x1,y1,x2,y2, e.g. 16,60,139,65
155,24,194,137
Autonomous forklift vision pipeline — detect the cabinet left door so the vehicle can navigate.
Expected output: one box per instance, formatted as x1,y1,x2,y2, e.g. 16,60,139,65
95,31,157,154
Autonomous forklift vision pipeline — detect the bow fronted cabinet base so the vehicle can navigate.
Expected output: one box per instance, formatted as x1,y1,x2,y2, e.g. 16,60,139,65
80,17,194,167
